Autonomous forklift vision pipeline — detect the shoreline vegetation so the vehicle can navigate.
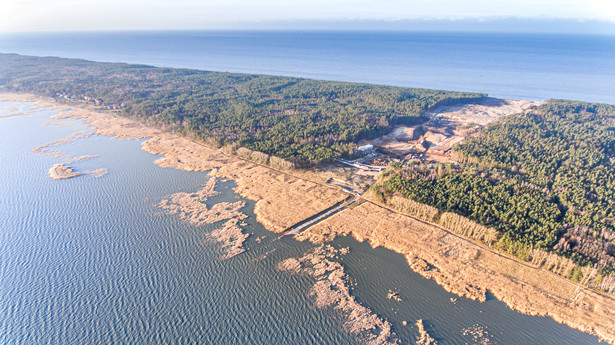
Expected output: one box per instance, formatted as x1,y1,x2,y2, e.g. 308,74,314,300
158,177,250,260
2,52,615,342
0,53,484,166
3,92,614,343
278,245,398,345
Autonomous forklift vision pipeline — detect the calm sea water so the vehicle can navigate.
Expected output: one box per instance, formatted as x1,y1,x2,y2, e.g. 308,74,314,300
0,31,614,103
0,102,603,344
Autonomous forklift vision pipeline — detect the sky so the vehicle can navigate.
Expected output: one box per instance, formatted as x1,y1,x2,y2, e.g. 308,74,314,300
1,0,615,33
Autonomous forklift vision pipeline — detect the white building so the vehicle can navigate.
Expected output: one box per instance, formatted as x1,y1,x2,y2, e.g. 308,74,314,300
358,144,374,152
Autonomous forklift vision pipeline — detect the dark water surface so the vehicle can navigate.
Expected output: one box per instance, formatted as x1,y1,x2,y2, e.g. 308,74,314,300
0,102,603,344
0,31,614,103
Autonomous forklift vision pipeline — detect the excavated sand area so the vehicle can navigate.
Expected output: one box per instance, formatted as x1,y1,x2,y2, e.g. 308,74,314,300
430,97,540,126
362,98,543,162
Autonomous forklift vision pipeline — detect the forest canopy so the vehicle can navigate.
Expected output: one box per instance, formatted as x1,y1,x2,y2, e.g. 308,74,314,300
0,53,484,164
375,100,615,273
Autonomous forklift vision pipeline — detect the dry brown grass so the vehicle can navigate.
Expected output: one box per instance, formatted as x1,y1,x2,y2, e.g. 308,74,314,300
298,201,615,343
0,93,348,236
5,93,612,343
278,245,398,345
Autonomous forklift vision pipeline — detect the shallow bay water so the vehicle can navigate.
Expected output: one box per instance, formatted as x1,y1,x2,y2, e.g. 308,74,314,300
0,102,603,344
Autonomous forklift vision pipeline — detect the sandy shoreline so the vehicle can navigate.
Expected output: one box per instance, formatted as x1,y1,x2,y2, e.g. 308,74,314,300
2,93,613,344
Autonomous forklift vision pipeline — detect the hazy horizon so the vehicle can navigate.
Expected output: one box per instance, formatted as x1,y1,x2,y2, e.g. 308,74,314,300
2,18,615,36
2,0,614,35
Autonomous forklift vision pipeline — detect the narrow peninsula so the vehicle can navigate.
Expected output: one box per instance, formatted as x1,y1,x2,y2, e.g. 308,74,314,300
1,53,614,343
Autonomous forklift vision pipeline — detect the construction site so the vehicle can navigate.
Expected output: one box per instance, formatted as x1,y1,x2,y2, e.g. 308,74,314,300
326,97,542,193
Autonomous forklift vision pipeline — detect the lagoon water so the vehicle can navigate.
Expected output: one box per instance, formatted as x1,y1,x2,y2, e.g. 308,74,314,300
0,31,614,104
0,102,604,344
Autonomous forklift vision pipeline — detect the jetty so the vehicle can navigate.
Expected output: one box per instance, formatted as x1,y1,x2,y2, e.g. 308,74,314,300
279,196,360,237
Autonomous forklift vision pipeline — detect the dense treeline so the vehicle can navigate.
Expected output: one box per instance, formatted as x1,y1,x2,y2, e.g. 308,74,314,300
0,53,483,164
456,101,615,236
375,100,615,281
380,170,561,249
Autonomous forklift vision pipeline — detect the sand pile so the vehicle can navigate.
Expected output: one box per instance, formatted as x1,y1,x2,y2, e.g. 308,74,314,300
361,98,543,162
278,245,398,345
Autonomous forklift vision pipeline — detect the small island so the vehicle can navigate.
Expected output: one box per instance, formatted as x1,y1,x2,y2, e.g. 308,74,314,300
48,163,81,180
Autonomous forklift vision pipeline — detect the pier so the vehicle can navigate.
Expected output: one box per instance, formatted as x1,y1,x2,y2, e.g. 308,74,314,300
279,196,361,237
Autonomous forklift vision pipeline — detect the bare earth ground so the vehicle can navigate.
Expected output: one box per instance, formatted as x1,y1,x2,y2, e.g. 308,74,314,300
2,93,613,343
360,98,543,163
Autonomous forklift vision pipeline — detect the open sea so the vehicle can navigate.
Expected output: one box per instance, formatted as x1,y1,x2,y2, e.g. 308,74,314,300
0,31,612,344
0,31,614,104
